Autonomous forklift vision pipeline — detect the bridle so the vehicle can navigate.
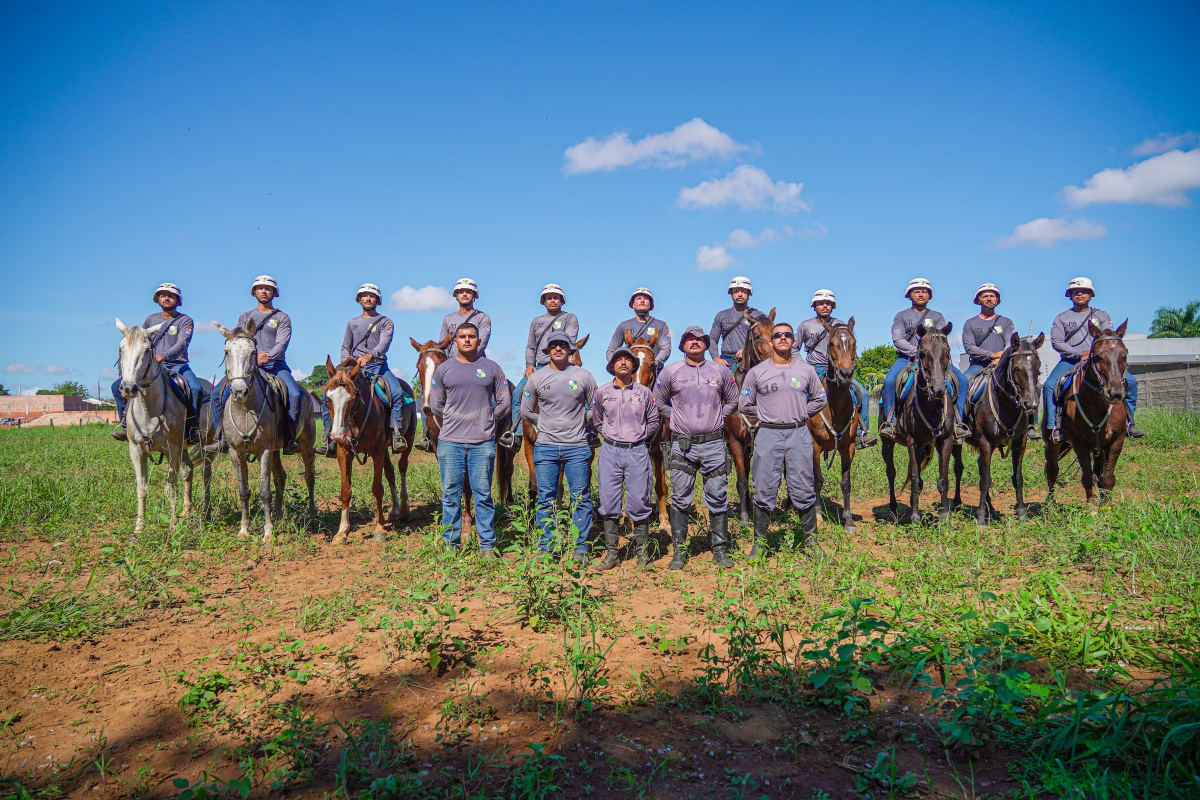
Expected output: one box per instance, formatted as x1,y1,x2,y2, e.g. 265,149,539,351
327,367,377,461
824,326,857,387
122,338,167,447
1071,335,1125,441
984,347,1037,440
912,336,951,437
223,336,272,447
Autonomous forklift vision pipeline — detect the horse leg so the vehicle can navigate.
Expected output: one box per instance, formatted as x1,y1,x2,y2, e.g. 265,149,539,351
937,438,953,522
1076,443,1096,503
1011,437,1027,521
812,442,825,524
1098,438,1124,503
397,447,411,520
839,440,856,532
976,440,992,526
261,452,280,544
164,445,182,528
523,423,537,503
334,449,353,543
882,438,898,520
907,442,923,524
200,449,213,521
952,444,964,509
130,442,149,535
234,452,252,537
371,449,386,538
181,448,194,518
384,453,401,524
302,446,317,517
652,444,670,530
271,451,286,517
1043,441,1060,505
729,437,750,525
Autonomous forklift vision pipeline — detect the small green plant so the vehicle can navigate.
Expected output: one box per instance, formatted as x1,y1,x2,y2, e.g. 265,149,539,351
800,591,890,715
434,680,496,745
333,718,418,798
508,743,564,800
852,749,919,796
175,667,233,718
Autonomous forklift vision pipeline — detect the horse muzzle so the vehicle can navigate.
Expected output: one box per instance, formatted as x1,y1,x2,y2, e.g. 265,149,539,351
119,381,139,399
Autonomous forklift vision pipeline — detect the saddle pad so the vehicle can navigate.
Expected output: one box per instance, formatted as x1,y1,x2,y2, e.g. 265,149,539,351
968,368,990,404
896,367,915,402
166,370,191,406
1054,364,1082,406
262,372,288,410
372,376,391,406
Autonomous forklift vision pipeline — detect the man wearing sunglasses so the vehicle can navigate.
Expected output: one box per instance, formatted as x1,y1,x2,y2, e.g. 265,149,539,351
741,322,828,557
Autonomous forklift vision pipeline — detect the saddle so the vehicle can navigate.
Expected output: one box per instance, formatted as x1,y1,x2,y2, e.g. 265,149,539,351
895,363,960,404
1053,363,1083,407
967,367,991,405
165,369,204,440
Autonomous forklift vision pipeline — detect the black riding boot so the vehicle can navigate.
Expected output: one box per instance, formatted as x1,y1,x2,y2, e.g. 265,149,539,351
632,520,651,567
748,503,770,559
597,518,621,571
317,434,337,458
667,506,689,570
391,426,408,453
710,512,734,568
799,505,824,557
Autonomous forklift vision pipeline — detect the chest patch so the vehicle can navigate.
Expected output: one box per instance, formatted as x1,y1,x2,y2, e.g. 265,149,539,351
168,325,178,335
476,369,487,378
791,377,803,388
267,319,279,328
923,318,934,327
993,325,1004,334
553,320,562,329
568,380,579,391
647,327,657,335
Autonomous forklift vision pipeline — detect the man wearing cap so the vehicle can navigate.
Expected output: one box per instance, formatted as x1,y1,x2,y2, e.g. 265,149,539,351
709,277,762,371
112,283,203,444
606,288,671,370
796,290,876,448
521,333,597,563
209,276,304,453
962,284,1016,379
653,326,740,569
429,322,511,557
439,279,492,358
317,284,413,456
505,284,580,451
742,321,827,557
878,279,970,443
592,346,660,570
1044,277,1143,441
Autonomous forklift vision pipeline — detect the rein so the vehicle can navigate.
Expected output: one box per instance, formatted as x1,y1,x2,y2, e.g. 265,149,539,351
983,354,1030,441
911,355,950,437
331,372,379,464
224,342,274,451
125,350,167,454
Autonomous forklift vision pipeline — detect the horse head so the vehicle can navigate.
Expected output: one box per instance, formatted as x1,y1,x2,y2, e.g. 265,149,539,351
824,316,858,385
1003,332,1044,415
114,318,165,400
571,334,590,366
741,308,777,369
915,321,953,400
410,335,452,415
624,329,660,387
1087,319,1129,406
214,318,260,403
323,356,363,445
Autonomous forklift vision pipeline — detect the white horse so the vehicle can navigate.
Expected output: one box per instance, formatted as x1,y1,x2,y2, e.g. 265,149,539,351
114,319,213,533
214,319,317,544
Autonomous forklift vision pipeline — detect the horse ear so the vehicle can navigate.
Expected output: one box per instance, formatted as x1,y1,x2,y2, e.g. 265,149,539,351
941,322,953,335
768,308,776,323
438,334,454,350
847,316,855,331
1088,320,1102,339
115,318,129,335
213,321,234,338
144,322,165,336
916,324,928,338
1010,331,1021,350
1115,319,1128,338
410,337,424,352
326,355,336,376
348,363,361,379
648,331,659,349
1034,332,1046,348
576,334,590,348
624,329,634,346
244,317,258,336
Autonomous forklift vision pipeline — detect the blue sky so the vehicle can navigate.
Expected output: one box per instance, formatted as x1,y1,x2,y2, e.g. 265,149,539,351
2,1,1198,394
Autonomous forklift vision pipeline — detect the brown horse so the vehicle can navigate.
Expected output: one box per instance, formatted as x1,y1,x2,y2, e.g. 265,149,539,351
880,323,964,524
963,333,1043,524
725,309,775,523
624,329,670,529
520,334,591,500
806,318,862,532
409,337,519,536
1044,320,1130,504
322,356,413,544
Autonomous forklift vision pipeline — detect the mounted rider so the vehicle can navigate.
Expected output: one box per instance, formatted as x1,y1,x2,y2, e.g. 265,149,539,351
111,282,203,444
796,289,877,448
963,284,1038,441
878,278,971,443
208,276,304,454
1044,277,1144,442
504,284,580,452
438,278,492,358
317,283,413,456
709,276,761,371
605,288,671,371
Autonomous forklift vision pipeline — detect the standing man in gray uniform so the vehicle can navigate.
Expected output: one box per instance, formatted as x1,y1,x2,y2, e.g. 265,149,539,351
521,333,597,563
741,321,828,557
709,276,761,371
592,346,660,570
605,287,671,370
795,289,876,448
653,326,740,570
428,322,511,557
962,284,1016,379
438,278,492,358
112,282,203,444
1044,277,1143,441
505,283,580,451
317,283,412,456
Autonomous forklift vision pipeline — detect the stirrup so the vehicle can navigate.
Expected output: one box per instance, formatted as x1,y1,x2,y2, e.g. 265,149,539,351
1126,422,1146,439
498,429,517,450
391,430,408,452
1026,425,1042,441
1050,426,1065,444
878,420,897,439
110,425,128,442
857,430,877,448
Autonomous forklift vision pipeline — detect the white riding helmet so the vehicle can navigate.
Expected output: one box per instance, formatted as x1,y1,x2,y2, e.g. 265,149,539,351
628,287,654,310
356,283,382,301
728,276,753,295
905,278,933,299
540,283,566,303
810,289,836,309
453,278,479,297
251,275,280,297
1065,276,1095,297
153,282,182,305
974,283,1001,305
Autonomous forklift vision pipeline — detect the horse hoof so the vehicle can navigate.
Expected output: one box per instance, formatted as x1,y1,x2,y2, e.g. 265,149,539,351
332,531,349,545
236,531,250,539
843,522,858,533
372,532,386,543
261,534,273,547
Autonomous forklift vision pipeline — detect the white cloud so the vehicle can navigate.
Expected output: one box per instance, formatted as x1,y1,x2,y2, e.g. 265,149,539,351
694,223,828,271
563,118,747,175
695,245,737,272
993,217,1108,249
390,285,457,313
99,367,117,380
194,321,220,333
292,367,310,381
44,364,71,375
677,165,810,213
4,362,38,374
1063,148,1200,208
19,387,43,396
1132,131,1199,156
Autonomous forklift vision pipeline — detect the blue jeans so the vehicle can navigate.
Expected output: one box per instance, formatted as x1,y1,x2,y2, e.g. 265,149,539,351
1043,359,1138,430
880,358,968,422
213,362,302,437
436,440,496,550
511,363,547,426
964,363,986,379
113,362,201,421
321,361,408,434
813,364,869,435
533,443,594,553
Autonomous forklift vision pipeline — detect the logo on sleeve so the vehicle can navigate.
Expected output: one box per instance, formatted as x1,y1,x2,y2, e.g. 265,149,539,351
568,380,579,391
523,389,531,398
476,369,487,378
741,387,750,396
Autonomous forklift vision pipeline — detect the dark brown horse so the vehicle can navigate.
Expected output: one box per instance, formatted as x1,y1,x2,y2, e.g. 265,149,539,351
322,356,414,544
807,318,862,532
520,335,591,501
725,309,775,523
625,329,670,529
880,323,963,523
1044,320,1130,504
963,333,1043,524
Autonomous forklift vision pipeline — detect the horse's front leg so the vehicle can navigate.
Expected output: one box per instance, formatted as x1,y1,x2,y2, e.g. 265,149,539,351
937,438,953,522
1075,442,1096,503
199,450,213,521
129,442,149,535
907,442,923,524
652,444,670,530
1043,441,1060,505
164,444,182,528
180,448,194,517
812,441,825,524
976,440,993,526
839,440,856,532
882,438,898,519
271,451,286,518
234,452,252,537
951,444,964,509
334,448,353,543
729,436,750,525
259,451,276,544
1010,436,1027,520
383,452,401,524
397,448,411,520
1098,439,1124,503
371,450,386,535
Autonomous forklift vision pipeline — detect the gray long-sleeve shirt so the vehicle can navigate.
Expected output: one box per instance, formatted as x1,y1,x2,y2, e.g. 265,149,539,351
591,381,660,443
962,314,1016,367
428,357,510,444
606,316,671,367
142,312,194,363
520,364,596,446
793,315,845,366
340,314,395,363
439,309,493,357
738,359,827,425
237,308,292,365
709,306,761,359
653,359,738,436
1051,307,1114,363
891,307,948,359
525,312,580,367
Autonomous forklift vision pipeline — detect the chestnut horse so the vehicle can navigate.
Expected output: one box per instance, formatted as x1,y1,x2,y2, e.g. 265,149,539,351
519,335,591,500
725,309,775,524
322,356,413,544
806,318,862,532
625,330,670,529
1044,321,1130,504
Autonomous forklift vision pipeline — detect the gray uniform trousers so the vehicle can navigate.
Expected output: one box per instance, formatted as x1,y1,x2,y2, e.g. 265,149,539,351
597,443,654,521
669,438,729,514
751,426,816,512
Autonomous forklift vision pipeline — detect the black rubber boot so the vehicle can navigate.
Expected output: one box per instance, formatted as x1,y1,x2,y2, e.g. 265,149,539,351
111,425,128,442
667,506,688,570
597,518,620,571
1127,420,1146,439
748,503,770,559
799,505,824,557
391,427,408,453
710,512,734,568
1026,424,1042,441
317,437,338,458
632,521,651,567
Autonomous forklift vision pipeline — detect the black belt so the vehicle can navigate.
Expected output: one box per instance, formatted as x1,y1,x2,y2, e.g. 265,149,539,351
670,429,724,449
601,436,647,449
759,421,806,430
